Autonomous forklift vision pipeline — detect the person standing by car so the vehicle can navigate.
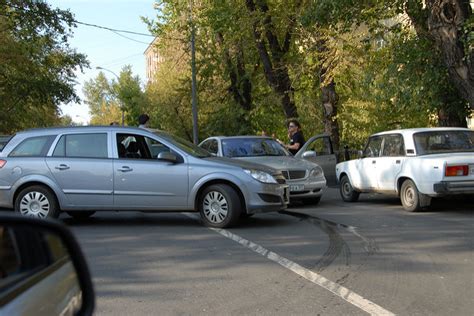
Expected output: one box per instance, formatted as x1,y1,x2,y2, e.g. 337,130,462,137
279,119,305,155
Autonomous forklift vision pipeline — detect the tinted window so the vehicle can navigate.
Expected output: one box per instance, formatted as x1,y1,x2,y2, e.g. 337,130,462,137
363,136,383,157
9,136,55,157
414,130,474,155
382,134,405,157
53,133,108,158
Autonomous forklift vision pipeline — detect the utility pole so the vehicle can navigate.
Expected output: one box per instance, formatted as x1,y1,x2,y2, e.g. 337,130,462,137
190,0,199,144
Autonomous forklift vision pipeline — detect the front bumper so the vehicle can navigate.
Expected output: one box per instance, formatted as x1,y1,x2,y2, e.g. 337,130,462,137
247,183,289,214
433,181,474,195
287,178,327,199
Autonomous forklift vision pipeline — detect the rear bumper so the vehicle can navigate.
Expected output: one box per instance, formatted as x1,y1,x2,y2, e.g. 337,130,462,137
433,181,474,195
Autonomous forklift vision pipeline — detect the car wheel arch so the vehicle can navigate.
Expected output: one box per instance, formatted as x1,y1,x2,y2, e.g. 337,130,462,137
194,179,247,214
397,176,414,195
13,181,60,210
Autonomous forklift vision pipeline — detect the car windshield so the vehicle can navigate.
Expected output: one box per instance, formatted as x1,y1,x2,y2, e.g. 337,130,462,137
153,130,211,158
222,138,289,158
414,130,474,155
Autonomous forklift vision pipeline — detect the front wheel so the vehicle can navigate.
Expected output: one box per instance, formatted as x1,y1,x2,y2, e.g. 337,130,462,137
199,184,241,228
15,185,59,219
400,179,424,212
340,175,360,202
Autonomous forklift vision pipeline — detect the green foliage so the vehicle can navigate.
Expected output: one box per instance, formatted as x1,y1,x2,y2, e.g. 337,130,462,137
142,0,471,146
84,67,147,126
0,0,88,134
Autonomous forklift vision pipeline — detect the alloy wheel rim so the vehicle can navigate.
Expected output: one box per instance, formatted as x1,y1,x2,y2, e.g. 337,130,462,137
202,191,228,223
19,191,50,218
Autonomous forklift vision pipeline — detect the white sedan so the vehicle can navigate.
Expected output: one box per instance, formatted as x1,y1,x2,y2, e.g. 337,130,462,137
335,127,474,211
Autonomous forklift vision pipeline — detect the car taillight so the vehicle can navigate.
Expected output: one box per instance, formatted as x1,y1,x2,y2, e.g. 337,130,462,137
445,165,468,176
0,160,6,168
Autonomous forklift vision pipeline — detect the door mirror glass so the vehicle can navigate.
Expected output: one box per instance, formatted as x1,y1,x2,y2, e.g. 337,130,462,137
0,215,94,315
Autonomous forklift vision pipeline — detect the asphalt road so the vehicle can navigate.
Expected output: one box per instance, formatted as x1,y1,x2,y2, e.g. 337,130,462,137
62,188,473,315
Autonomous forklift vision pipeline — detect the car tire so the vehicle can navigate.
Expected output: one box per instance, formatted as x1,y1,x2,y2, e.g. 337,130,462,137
199,184,241,228
340,175,360,202
400,179,423,212
302,197,321,205
66,211,96,220
15,185,59,219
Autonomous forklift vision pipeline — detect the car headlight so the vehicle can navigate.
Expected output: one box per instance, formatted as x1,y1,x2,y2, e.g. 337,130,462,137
244,169,278,184
309,166,324,178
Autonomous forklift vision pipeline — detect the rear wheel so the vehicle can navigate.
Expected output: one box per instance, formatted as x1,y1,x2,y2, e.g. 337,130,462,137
340,175,360,202
400,179,425,212
15,185,59,219
66,211,96,220
199,184,241,228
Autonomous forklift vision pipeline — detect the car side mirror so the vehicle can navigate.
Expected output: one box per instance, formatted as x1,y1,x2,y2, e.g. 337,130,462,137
301,150,317,158
157,151,178,163
357,150,364,158
0,214,95,316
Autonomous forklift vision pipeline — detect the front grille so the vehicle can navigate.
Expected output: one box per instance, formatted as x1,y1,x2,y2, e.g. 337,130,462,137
282,170,307,180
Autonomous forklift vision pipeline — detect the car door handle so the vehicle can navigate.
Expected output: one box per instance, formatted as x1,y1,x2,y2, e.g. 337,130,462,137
117,166,133,172
372,160,376,164
396,160,401,164
55,164,70,170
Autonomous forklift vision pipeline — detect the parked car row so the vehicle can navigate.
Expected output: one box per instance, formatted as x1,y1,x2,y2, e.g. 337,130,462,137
1,126,472,226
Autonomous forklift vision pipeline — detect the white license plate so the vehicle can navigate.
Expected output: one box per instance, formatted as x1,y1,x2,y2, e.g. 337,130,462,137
290,184,304,192
470,165,474,175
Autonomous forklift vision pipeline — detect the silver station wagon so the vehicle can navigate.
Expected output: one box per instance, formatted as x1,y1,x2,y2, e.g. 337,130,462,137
0,127,289,228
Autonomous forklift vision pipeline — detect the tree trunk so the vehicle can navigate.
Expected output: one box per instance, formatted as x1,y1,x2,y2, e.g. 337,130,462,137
245,0,299,118
425,0,474,109
317,38,340,151
216,33,252,112
320,76,340,152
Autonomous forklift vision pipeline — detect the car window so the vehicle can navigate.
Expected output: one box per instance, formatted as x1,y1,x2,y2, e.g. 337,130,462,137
0,135,12,152
208,140,218,155
363,136,383,158
117,133,171,159
306,137,332,155
9,136,55,157
52,133,108,158
0,225,72,305
414,130,474,155
222,138,288,157
381,134,405,157
0,226,65,287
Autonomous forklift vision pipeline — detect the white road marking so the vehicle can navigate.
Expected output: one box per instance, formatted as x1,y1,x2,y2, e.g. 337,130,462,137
210,226,395,316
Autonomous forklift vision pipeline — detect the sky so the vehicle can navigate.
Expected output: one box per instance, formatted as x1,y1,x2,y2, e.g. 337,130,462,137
47,0,157,124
